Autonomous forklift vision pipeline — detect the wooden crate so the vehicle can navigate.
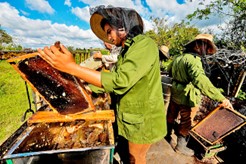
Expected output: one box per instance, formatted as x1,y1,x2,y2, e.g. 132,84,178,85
190,106,246,145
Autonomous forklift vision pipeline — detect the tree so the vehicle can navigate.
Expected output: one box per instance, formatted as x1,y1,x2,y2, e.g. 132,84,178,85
144,18,200,72
145,18,200,56
67,46,75,52
0,26,13,45
187,0,246,50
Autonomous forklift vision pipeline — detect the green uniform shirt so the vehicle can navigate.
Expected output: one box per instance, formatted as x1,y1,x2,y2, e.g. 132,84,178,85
93,34,167,144
169,53,225,107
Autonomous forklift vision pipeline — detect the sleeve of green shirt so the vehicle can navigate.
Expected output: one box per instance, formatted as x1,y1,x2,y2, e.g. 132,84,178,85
186,54,225,102
101,36,157,95
88,84,105,94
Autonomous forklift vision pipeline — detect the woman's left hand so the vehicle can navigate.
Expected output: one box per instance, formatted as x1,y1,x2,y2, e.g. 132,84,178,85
219,99,234,110
37,44,77,74
93,51,102,59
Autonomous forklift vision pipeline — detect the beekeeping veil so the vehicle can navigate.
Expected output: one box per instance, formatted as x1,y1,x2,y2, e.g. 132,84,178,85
184,34,217,77
184,34,217,55
89,5,144,44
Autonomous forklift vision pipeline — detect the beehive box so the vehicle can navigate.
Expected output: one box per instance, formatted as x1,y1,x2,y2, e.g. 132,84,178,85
1,53,115,162
190,106,246,145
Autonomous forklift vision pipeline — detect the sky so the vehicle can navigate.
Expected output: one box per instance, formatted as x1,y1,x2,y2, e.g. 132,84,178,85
0,0,227,49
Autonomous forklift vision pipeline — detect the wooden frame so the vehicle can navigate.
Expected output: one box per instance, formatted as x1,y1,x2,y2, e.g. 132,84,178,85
190,106,246,145
7,53,95,115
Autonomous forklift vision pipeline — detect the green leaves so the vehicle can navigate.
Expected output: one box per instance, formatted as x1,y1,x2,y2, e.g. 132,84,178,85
0,27,13,45
145,19,199,57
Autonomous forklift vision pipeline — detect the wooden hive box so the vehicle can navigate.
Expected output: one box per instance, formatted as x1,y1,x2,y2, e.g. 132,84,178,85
190,106,246,145
2,53,116,162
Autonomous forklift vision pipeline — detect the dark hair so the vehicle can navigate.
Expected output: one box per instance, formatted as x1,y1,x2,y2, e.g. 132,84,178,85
184,40,210,54
100,18,109,30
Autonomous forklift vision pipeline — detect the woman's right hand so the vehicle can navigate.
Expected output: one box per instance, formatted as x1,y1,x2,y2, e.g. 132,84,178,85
37,44,77,74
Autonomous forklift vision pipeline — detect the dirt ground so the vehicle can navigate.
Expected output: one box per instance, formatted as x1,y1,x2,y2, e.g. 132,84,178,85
145,133,220,164
146,138,203,164
113,132,219,164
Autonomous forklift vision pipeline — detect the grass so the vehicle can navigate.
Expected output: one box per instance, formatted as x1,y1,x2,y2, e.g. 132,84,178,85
0,60,34,144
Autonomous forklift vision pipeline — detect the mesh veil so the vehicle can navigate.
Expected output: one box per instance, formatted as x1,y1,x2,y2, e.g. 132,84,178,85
184,40,212,77
90,5,144,40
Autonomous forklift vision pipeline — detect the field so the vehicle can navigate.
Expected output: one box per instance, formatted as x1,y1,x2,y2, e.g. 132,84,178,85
0,60,34,144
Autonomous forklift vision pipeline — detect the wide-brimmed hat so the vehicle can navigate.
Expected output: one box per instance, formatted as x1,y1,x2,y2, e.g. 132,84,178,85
184,34,217,54
159,45,169,58
90,13,113,44
90,6,144,45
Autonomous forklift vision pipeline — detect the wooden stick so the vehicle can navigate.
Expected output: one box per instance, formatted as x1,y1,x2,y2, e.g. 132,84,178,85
28,110,115,125
7,53,39,63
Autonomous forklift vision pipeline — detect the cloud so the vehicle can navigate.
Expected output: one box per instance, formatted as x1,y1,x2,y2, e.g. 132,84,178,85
71,6,90,22
81,0,134,8
25,0,54,14
64,0,71,7
0,2,98,49
144,0,227,34
20,10,29,16
0,1,230,49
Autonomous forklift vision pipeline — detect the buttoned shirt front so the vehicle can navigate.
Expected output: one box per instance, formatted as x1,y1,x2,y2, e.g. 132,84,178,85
97,34,167,144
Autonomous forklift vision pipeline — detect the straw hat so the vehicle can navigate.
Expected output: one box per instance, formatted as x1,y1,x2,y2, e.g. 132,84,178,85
159,45,169,58
184,34,217,54
90,13,113,44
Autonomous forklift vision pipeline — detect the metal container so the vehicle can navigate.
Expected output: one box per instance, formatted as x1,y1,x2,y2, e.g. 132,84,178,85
0,119,115,164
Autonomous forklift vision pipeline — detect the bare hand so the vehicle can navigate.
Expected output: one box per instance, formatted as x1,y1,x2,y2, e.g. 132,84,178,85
93,51,102,59
38,44,102,87
219,99,234,110
37,44,76,74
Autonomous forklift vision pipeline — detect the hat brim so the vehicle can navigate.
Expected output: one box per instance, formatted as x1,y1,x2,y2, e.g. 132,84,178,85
160,49,170,59
90,13,113,44
184,39,217,54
